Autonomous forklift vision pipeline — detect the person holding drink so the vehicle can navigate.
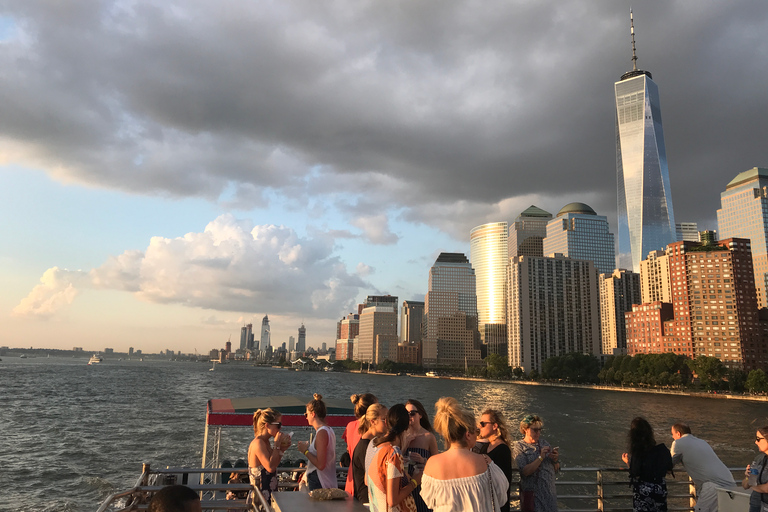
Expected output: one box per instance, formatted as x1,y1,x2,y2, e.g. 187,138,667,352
512,414,559,512
248,408,290,502
742,426,768,512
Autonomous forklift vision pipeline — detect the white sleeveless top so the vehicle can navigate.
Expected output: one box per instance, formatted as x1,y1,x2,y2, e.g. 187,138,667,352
307,425,337,488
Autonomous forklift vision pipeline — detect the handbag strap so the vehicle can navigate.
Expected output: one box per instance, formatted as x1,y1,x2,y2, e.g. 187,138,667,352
483,454,496,511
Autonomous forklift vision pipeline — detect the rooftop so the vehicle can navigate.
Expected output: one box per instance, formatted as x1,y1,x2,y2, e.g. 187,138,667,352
557,202,597,217
725,167,768,190
519,205,553,218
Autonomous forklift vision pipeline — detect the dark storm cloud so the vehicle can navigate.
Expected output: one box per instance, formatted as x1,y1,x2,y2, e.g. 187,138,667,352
1,0,766,233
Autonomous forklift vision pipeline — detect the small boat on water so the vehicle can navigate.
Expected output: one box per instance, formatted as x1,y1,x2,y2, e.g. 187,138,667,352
19,354,27,359
425,371,438,377
87,354,103,365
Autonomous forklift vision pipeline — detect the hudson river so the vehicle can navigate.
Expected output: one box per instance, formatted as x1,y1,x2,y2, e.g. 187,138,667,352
1,357,765,511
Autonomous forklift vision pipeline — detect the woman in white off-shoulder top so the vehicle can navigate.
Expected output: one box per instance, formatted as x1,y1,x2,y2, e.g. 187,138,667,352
420,397,509,512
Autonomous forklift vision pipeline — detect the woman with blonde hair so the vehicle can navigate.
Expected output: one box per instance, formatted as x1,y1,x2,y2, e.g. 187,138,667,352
247,408,289,502
352,403,388,504
477,409,513,512
344,393,378,496
297,393,337,490
420,397,508,512
513,414,559,512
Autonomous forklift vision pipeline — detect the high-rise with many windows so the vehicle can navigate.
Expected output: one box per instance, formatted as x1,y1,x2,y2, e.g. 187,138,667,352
507,254,601,372
615,10,676,272
296,324,306,353
543,203,615,275
599,269,641,355
470,222,508,358
717,167,768,307
509,205,552,258
423,253,482,367
259,315,270,350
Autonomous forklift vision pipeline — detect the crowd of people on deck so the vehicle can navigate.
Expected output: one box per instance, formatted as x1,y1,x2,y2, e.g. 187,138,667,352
236,392,768,512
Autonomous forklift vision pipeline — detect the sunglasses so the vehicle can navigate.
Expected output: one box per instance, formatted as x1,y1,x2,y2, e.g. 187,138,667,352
757,436,766,443
479,421,492,427
304,412,310,418
270,422,282,428
408,411,419,417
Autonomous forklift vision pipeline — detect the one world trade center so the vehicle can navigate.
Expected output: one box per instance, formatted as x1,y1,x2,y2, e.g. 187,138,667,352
615,10,676,272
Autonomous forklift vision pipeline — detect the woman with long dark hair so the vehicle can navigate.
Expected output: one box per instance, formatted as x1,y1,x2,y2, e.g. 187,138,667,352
404,399,439,512
621,417,673,512
478,409,513,512
367,404,421,512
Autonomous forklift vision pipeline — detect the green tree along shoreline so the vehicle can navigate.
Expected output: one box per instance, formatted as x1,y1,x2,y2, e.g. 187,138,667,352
335,352,768,395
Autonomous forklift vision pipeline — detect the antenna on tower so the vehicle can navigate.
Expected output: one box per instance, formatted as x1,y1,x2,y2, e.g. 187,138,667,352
630,8,638,71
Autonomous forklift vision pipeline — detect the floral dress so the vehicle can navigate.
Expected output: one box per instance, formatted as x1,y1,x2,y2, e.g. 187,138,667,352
512,440,558,512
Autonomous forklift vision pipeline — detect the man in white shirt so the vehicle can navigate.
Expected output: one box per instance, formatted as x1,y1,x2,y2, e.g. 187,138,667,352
671,423,738,512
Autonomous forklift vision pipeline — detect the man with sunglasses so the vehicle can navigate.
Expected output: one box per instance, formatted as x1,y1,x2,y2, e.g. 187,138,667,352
670,422,738,512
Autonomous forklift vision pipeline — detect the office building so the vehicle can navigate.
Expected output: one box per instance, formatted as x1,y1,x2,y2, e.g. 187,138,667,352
336,312,360,360
400,300,424,344
358,305,397,364
676,222,699,242
507,254,602,372
365,295,399,309
599,269,641,355
543,203,616,275
296,324,306,353
288,336,295,352
640,250,672,304
240,323,253,351
470,221,508,357
259,315,270,350
423,253,483,367
509,205,553,258
717,167,768,307
615,11,676,272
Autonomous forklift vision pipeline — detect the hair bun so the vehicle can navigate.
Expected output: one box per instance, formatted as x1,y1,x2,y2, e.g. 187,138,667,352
313,393,323,401
351,394,360,403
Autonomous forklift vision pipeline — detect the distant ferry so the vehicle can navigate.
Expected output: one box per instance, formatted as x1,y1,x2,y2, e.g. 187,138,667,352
425,371,438,377
87,354,103,365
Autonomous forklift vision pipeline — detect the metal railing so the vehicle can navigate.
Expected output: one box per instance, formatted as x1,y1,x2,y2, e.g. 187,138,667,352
96,464,746,512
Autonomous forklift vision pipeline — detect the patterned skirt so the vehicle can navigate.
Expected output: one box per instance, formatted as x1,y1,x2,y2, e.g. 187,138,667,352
632,479,667,512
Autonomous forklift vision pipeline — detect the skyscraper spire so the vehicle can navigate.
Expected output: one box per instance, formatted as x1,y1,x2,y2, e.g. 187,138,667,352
630,8,638,72
620,8,652,81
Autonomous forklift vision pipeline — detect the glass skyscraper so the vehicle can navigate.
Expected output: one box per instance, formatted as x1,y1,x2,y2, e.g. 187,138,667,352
615,11,676,272
542,203,616,275
470,222,508,357
717,167,768,307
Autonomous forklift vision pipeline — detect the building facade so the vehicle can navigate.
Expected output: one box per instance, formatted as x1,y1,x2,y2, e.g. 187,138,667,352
543,203,616,275
600,269,641,355
507,254,602,372
259,315,270,350
717,167,768,307
615,12,676,272
423,253,483,367
676,222,699,242
509,205,553,258
470,221,508,357
640,249,672,304
335,312,360,360
626,239,766,369
358,305,398,364
400,300,424,344
296,324,306,353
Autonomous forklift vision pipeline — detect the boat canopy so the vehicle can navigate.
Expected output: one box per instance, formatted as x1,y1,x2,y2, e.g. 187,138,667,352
206,395,356,428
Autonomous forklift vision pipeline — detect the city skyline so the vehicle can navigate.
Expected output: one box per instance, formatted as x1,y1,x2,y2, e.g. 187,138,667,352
2,2,767,352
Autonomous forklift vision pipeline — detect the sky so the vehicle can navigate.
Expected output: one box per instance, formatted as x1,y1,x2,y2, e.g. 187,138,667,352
1,1,767,354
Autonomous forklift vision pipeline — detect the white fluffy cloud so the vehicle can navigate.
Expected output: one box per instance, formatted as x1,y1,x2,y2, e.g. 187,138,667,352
12,267,88,318
13,215,368,319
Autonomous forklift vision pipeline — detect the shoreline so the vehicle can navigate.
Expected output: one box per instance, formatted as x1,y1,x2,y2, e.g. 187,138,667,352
409,374,768,402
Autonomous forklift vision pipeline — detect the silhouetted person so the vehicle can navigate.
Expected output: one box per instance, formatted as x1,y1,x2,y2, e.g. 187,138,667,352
148,485,202,512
